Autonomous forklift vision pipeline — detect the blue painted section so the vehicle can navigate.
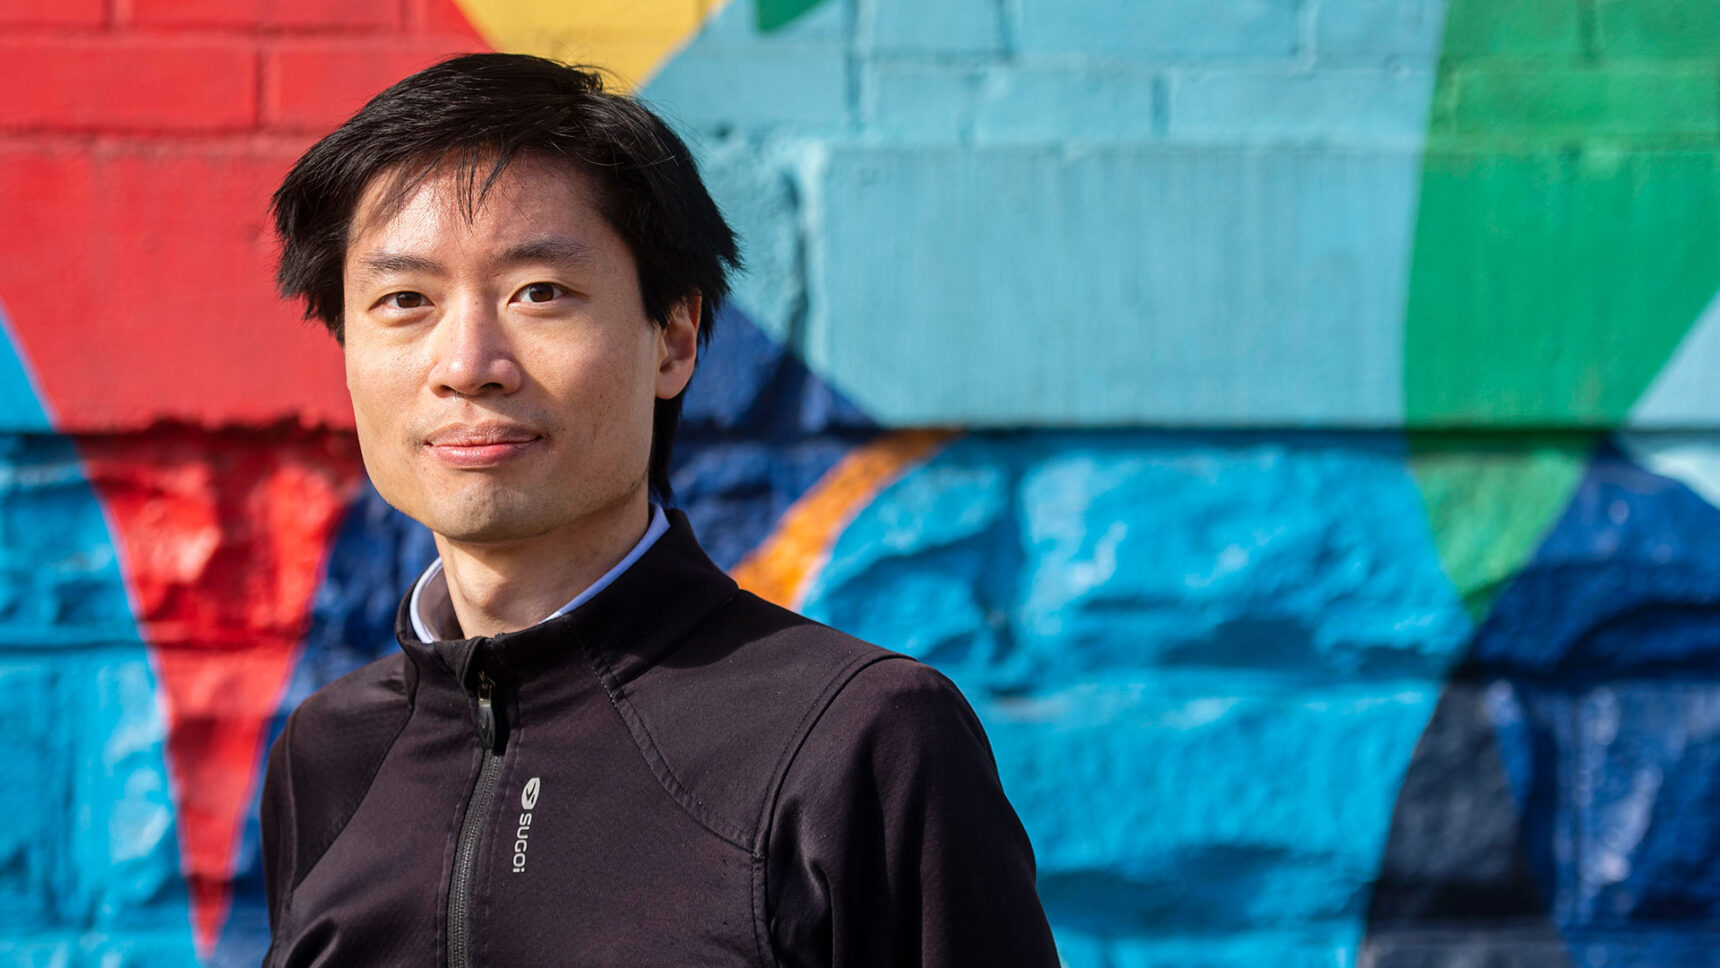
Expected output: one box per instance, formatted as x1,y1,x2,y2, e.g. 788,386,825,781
654,0,1448,427
0,433,196,964
1440,445,1720,944
1469,444,1720,676
673,303,876,569
0,302,53,432
801,431,1472,964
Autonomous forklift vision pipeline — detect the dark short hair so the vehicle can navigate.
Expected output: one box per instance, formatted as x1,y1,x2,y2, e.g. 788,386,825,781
270,53,740,503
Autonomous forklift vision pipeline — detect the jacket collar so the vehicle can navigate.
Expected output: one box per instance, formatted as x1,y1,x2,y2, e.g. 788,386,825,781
394,509,739,692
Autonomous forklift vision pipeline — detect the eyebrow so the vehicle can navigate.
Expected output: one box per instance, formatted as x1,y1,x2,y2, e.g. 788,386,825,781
353,252,442,279
351,237,599,281
498,237,599,270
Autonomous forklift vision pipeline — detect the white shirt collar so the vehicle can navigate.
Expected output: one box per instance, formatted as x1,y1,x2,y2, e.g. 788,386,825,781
408,504,670,643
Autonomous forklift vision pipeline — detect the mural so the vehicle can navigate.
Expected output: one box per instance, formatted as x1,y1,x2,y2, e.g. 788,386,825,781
1,0,1718,966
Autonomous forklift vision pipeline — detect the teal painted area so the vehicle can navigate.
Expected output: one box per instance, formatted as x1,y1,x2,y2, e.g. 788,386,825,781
0,302,55,432
654,0,1448,427
800,431,1471,963
0,434,195,962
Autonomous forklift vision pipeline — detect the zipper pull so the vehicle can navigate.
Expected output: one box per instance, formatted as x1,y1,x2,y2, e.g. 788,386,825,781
475,669,497,751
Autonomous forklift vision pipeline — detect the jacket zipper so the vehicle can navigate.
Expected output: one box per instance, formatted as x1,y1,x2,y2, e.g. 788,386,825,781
447,666,502,968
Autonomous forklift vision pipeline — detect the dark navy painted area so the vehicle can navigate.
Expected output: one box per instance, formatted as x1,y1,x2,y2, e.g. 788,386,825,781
672,302,877,569
1365,442,1720,967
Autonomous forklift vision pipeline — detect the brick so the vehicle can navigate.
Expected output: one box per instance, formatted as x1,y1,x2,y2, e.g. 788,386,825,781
973,66,1160,143
1359,928,1580,968
0,435,141,644
0,39,256,133
644,44,849,130
1439,0,1584,59
1367,684,1559,923
402,0,485,38
1016,0,1299,60
1314,0,1448,59
0,663,62,931
806,145,1421,425
867,63,985,141
0,146,355,430
263,35,487,131
1439,67,1720,141
1596,0,1720,59
972,677,1439,928
695,0,849,43
868,0,1002,54
130,0,400,29
1571,683,1720,925
65,655,189,931
1168,67,1437,143
0,0,104,26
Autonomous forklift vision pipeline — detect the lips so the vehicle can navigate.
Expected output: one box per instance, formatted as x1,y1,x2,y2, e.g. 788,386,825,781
423,424,544,468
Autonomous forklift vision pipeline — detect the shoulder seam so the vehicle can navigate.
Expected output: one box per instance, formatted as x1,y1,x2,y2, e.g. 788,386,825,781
749,651,915,963
287,673,417,893
587,589,758,853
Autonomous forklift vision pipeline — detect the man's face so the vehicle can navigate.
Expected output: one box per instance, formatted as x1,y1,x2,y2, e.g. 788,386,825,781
341,154,697,547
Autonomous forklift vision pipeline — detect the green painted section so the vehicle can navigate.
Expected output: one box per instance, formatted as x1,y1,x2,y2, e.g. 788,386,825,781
756,0,827,32
1404,0,1720,428
1594,0,1720,59
1405,0,1720,622
1409,433,1592,621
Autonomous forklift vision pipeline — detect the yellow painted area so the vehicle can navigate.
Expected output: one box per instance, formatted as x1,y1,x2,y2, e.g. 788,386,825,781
451,0,733,89
732,430,959,610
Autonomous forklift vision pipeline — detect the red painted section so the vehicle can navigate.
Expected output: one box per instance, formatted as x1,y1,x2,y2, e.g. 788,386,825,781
132,0,402,30
264,34,490,132
80,429,366,954
0,0,102,26
0,38,259,133
0,146,355,429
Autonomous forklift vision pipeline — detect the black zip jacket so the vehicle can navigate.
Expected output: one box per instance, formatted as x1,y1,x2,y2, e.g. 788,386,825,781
260,510,1060,967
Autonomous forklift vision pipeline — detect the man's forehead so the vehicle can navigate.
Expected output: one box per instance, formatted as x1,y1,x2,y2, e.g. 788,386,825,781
344,154,607,262
350,155,596,235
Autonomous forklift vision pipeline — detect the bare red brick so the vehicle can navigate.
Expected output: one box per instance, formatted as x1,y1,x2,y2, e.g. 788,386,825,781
0,0,105,26
131,0,400,31
263,35,488,131
0,38,256,132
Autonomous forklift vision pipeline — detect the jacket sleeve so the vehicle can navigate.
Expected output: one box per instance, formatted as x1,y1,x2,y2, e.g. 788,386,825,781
259,709,299,965
765,658,1060,968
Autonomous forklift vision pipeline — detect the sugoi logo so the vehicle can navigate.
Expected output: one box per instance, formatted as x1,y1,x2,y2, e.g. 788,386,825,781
513,777,541,874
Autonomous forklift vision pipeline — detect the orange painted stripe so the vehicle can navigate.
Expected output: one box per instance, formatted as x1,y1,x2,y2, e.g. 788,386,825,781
732,429,958,610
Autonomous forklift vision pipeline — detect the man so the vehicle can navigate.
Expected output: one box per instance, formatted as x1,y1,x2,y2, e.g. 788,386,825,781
260,53,1058,967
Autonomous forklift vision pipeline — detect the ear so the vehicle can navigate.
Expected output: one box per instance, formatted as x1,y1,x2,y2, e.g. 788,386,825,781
654,292,700,400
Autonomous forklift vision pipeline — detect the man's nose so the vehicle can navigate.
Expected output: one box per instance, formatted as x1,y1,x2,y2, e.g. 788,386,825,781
427,298,523,397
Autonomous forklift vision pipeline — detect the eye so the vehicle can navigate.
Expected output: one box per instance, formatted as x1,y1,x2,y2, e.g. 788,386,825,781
515,282,567,305
379,291,427,310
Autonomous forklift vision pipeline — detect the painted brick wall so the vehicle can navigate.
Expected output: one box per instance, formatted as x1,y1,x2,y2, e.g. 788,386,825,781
2,1,1719,967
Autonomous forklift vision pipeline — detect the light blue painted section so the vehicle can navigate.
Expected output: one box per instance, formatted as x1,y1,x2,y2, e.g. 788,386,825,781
1617,431,1720,510
1627,287,1720,428
0,434,195,959
1014,0,1301,59
656,0,1449,426
809,146,1420,425
799,432,1470,962
1168,67,1437,144
0,301,55,433
866,0,1002,55
1315,0,1450,58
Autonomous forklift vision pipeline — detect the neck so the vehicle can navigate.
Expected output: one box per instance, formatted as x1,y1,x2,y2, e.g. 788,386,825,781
435,491,652,639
